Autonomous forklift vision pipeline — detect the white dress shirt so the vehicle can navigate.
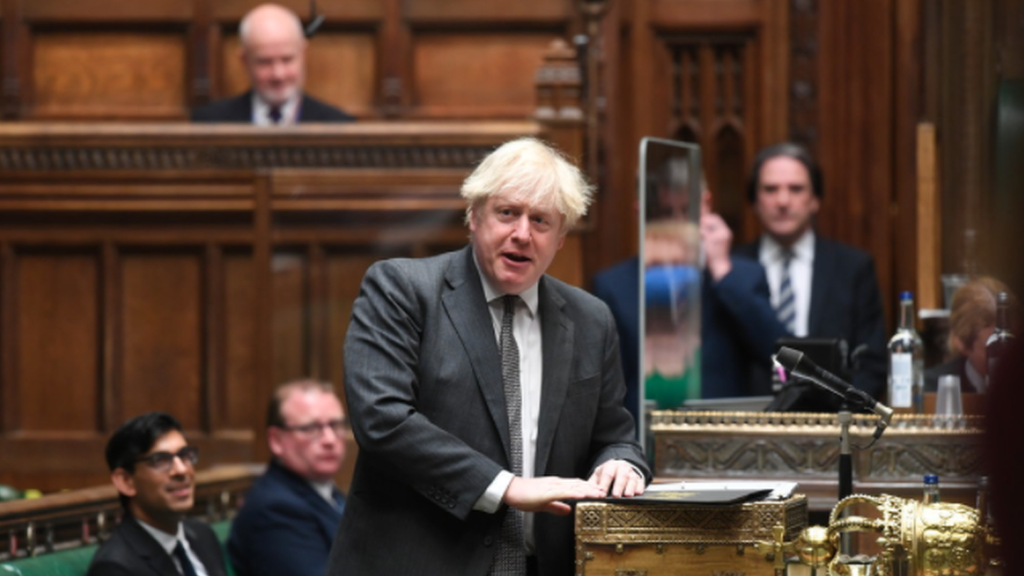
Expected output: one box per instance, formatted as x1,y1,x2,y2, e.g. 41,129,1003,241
310,479,340,506
251,93,300,126
470,257,543,550
136,518,211,576
759,230,815,337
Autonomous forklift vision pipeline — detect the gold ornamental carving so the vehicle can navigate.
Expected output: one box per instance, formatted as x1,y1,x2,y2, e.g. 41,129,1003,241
755,494,996,576
652,411,985,483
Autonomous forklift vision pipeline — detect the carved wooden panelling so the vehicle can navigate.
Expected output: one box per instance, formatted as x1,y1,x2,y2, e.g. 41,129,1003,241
404,0,574,21
119,251,204,429
789,0,820,152
0,145,495,171
0,122,569,493
413,33,557,117
210,0,385,21
23,0,193,21
14,250,100,432
31,33,187,119
271,252,308,386
221,251,256,430
663,35,755,235
219,32,377,116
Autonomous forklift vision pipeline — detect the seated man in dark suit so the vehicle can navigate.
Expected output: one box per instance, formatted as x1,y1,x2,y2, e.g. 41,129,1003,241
228,379,346,576
734,142,887,399
86,412,226,576
191,3,353,124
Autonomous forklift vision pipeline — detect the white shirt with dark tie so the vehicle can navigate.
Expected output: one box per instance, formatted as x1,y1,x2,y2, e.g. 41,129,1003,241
251,93,300,126
759,230,815,337
136,519,210,576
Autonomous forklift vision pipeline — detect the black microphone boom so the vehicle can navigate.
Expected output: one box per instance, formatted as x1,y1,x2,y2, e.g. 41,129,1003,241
305,0,325,38
773,346,893,439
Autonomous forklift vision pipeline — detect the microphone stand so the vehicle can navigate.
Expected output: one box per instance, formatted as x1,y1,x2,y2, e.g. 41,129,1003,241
773,347,894,558
837,401,853,501
837,401,853,557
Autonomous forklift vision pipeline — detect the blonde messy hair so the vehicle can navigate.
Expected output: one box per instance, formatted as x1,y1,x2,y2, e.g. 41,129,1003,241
948,276,1014,355
460,137,593,233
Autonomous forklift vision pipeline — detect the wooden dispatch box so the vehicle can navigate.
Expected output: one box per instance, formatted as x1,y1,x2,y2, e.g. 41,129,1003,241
575,495,807,576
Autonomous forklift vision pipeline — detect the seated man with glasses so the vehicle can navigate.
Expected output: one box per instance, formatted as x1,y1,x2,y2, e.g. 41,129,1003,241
87,412,226,576
228,379,347,576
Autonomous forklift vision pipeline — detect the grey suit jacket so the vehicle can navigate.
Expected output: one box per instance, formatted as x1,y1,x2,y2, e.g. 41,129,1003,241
328,246,649,576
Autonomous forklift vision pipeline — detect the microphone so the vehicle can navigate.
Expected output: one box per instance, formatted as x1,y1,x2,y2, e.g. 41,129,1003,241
773,346,893,439
305,0,325,38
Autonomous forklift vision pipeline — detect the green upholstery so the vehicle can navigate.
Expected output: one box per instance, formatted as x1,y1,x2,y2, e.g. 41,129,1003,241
0,547,95,576
0,520,234,576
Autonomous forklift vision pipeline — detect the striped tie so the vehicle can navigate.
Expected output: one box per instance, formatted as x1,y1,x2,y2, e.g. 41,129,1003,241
776,251,796,333
491,295,525,576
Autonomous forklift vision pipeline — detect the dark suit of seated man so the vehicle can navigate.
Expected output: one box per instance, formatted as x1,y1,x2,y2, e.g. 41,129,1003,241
86,412,226,576
228,380,347,576
190,3,353,125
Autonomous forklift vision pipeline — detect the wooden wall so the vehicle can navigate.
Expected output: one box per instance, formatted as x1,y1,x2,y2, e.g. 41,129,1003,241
0,0,986,326
0,0,583,121
0,0,1017,493
921,0,1024,295
592,0,918,329
0,123,566,493
592,0,1019,329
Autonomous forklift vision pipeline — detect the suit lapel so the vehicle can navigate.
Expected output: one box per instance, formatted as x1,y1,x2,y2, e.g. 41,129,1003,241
534,278,572,476
441,247,511,462
808,235,830,334
232,91,255,123
285,468,344,535
183,521,223,576
121,518,182,576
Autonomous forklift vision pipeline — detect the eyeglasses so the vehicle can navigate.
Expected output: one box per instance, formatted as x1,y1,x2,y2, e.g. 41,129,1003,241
135,446,199,473
278,418,349,439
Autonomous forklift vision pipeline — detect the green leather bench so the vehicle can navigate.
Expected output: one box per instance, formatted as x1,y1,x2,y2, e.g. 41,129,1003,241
0,520,235,576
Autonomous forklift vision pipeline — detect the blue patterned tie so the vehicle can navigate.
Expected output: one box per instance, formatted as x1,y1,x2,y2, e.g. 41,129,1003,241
268,106,282,124
775,251,796,333
491,295,525,576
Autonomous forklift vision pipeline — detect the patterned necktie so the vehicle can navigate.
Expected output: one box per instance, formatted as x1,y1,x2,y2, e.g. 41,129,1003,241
268,106,282,124
491,294,526,576
775,251,796,333
173,541,199,576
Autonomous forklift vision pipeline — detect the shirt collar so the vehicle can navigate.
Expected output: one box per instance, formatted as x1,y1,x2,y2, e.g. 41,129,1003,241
965,357,985,392
135,517,185,556
471,248,539,317
251,93,301,126
309,479,337,504
762,228,815,263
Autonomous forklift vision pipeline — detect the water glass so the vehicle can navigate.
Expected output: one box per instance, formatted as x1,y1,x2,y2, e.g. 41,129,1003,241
935,375,964,429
